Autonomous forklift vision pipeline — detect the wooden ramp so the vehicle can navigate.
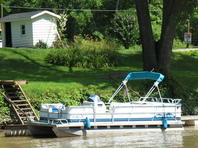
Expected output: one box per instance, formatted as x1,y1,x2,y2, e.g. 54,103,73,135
0,80,38,125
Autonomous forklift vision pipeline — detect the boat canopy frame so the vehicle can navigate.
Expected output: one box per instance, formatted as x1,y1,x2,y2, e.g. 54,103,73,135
108,71,165,103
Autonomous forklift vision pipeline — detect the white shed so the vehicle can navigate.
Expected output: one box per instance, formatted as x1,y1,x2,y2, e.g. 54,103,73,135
0,10,60,47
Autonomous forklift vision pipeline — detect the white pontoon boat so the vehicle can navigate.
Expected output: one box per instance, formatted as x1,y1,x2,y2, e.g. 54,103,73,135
28,71,183,137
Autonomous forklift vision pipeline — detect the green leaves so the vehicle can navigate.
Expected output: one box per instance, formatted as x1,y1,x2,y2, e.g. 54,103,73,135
45,38,120,69
110,9,139,49
0,89,11,123
149,1,162,41
57,13,68,40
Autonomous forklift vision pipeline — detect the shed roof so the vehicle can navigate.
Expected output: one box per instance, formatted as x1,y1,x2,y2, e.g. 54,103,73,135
0,10,60,22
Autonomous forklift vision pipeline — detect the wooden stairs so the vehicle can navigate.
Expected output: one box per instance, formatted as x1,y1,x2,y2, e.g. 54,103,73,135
0,80,38,125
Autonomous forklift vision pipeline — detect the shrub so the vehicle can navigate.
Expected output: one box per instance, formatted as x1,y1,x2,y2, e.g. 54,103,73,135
173,39,187,49
52,38,67,48
35,40,48,49
73,37,120,50
45,39,120,70
110,9,139,49
29,86,115,111
92,31,104,41
45,47,119,71
0,89,11,123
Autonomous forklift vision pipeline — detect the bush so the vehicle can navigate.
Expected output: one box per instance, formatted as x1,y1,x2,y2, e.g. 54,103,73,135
156,76,198,115
45,39,120,70
74,37,120,50
29,86,115,111
173,39,187,49
92,31,104,41
110,9,139,49
35,40,48,49
0,89,11,123
52,38,67,48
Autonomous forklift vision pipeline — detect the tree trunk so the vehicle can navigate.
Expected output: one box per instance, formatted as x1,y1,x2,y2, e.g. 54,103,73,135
157,0,187,74
135,0,157,71
135,0,188,74
66,16,76,42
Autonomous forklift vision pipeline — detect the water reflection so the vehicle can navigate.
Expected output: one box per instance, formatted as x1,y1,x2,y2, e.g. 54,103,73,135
1,127,198,148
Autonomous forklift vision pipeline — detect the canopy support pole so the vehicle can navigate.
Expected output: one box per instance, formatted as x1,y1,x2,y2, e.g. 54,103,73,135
143,85,156,101
108,81,126,103
123,83,131,102
156,85,162,102
143,81,162,102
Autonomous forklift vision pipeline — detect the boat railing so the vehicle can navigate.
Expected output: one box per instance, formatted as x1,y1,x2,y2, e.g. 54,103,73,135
139,97,181,104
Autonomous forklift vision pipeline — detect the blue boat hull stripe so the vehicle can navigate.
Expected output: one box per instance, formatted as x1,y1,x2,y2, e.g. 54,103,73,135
67,117,181,123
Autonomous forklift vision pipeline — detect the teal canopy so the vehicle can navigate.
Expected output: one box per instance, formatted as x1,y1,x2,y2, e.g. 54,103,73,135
124,71,164,83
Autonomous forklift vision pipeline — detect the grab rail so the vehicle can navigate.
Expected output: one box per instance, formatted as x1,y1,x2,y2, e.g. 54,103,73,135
139,97,181,103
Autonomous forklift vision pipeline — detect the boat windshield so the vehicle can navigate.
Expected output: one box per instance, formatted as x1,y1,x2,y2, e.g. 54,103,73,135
89,95,102,102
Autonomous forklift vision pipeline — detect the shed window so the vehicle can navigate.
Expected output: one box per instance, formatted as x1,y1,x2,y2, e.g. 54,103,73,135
21,25,26,35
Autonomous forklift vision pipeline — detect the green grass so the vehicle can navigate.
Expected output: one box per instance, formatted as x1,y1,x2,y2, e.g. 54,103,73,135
0,48,143,108
0,47,197,111
171,50,198,93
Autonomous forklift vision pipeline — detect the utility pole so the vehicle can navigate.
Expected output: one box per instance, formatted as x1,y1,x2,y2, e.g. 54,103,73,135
187,19,190,33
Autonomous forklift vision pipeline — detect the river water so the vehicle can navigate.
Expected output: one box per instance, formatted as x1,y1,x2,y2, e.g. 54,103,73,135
1,127,198,148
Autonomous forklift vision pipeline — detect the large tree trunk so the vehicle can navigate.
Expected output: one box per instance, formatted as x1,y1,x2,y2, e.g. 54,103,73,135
157,0,187,74
135,0,188,74
135,0,157,71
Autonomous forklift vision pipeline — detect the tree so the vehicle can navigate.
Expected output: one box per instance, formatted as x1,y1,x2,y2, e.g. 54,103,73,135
135,0,197,74
176,6,198,46
111,9,139,49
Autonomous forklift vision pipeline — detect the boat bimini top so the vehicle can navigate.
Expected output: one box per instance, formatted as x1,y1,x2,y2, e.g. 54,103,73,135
108,71,165,103
124,71,164,82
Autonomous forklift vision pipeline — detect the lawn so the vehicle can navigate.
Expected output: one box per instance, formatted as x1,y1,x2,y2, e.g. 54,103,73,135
0,47,142,88
172,50,198,93
0,47,197,110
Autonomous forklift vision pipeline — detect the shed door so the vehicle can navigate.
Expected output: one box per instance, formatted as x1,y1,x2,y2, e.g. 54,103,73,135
5,22,12,47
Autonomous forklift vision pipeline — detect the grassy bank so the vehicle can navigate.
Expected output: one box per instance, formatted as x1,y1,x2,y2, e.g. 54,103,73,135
172,50,198,93
0,47,197,114
0,47,142,108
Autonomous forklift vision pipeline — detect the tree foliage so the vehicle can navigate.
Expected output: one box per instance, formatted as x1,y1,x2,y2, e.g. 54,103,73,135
2,0,198,51
176,6,198,46
57,12,68,39
110,9,139,49
45,39,120,71
149,1,162,41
